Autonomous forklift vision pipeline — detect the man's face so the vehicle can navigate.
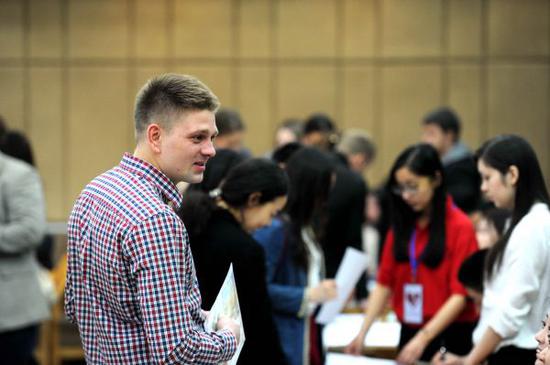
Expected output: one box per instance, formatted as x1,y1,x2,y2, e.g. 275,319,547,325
421,124,453,156
157,110,217,184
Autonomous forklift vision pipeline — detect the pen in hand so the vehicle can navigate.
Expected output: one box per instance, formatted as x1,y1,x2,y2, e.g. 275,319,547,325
439,346,447,362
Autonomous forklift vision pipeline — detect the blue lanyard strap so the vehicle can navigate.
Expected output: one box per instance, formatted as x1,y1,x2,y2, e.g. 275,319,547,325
409,229,418,281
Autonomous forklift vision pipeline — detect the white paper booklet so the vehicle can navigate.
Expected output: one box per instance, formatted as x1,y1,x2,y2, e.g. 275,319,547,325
316,247,369,324
204,264,245,365
326,353,396,365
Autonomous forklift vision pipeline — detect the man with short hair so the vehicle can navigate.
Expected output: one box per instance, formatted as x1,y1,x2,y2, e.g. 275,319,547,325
336,129,376,175
421,107,481,213
65,74,239,364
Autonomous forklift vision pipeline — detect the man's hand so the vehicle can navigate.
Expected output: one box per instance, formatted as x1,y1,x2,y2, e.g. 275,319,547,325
216,314,241,343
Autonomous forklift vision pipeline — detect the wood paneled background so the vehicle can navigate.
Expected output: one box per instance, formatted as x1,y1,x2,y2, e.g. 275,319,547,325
0,0,549,221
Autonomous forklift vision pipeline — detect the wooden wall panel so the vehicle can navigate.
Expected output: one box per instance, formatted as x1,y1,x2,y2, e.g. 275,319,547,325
379,65,443,175
0,67,25,130
173,0,233,58
448,0,482,57
487,65,550,180
67,68,129,204
448,65,482,148
0,0,23,59
29,0,63,58
276,0,337,58
342,66,376,132
488,0,549,56
381,0,443,58
68,0,128,59
239,0,271,58
342,0,377,58
135,0,168,59
237,66,272,155
276,65,337,124
0,0,549,218
29,68,64,220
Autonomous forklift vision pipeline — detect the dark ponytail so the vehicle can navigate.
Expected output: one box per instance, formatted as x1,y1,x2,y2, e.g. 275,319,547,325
178,158,288,239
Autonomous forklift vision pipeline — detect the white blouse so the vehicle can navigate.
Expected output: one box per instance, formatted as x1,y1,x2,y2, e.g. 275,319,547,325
302,226,324,314
473,203,550,350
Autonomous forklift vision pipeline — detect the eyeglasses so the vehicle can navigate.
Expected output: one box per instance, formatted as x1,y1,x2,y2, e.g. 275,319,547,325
391,185,420,196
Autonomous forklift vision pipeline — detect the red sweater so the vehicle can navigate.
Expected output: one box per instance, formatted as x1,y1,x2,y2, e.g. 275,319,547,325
377,198,479,325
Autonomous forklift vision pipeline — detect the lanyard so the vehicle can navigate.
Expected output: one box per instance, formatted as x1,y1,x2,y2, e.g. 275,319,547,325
408,229,418,282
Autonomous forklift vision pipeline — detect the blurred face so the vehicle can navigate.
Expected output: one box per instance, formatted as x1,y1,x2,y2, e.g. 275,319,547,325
214,130,244,151
536,314,550,365
348,153,370,174
476,217,499,249
242,195,287,232
157,110,217,184
393,167,439,213
275,127,298,147
421,124,454,157
478,160,517,210
302,131,331,150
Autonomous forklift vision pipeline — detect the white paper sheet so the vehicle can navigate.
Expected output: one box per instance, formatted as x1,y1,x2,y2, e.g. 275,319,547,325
316,247,369,324
326,353,396,365
204,264,245,365
322,313,401,349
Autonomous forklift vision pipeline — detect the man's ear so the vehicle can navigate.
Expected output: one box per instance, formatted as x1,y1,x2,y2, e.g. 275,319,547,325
146,123,163,153
247,192,262,207
507,165,519,187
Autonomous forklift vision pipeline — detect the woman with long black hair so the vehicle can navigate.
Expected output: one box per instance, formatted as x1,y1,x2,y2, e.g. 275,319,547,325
434,135,550,365
346,143,478,364
178,158,289,365
254,147,338,365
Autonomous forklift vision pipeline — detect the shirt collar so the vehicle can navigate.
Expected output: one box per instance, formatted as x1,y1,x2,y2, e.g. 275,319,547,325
119,153,182,210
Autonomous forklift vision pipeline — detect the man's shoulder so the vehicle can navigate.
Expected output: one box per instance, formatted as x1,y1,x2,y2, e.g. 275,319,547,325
0,152,37,180
79,166,168,223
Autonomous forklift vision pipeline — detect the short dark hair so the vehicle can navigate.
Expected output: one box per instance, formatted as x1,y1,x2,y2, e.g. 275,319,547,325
303,113,335,135
272,142,303,165
134,73,219,140
215,108,245,135
422,107,461,141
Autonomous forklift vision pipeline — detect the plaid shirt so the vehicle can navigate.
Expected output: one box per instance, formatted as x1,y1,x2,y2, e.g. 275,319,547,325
65,153,236,364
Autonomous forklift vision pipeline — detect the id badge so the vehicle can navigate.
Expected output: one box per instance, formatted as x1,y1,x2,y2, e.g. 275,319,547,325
403,283,423,324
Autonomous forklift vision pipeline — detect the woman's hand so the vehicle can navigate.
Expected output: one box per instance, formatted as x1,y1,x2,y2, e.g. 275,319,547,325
396,333,428,364
344,331,366,355
307,279,338,303
431,351,465,365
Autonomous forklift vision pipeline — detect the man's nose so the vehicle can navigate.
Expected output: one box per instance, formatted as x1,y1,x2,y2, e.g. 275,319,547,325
202,140,216,157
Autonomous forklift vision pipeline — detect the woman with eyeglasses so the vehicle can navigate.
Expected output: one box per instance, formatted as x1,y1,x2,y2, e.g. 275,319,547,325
345,143,478,364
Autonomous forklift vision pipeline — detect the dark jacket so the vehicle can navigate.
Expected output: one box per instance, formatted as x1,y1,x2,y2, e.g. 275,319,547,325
442,143,481,214
323,157,368,298
190,209,288,365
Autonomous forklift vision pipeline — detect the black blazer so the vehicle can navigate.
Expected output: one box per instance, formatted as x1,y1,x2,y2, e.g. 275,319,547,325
190,209,288,365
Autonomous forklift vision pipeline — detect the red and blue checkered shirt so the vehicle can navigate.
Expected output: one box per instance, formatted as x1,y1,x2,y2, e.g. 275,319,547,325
65,153,237,364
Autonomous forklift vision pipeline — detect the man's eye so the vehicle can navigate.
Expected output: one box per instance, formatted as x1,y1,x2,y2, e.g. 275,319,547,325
192,135,204,142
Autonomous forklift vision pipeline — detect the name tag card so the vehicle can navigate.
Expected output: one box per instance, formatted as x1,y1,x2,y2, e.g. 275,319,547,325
403,283,423,325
